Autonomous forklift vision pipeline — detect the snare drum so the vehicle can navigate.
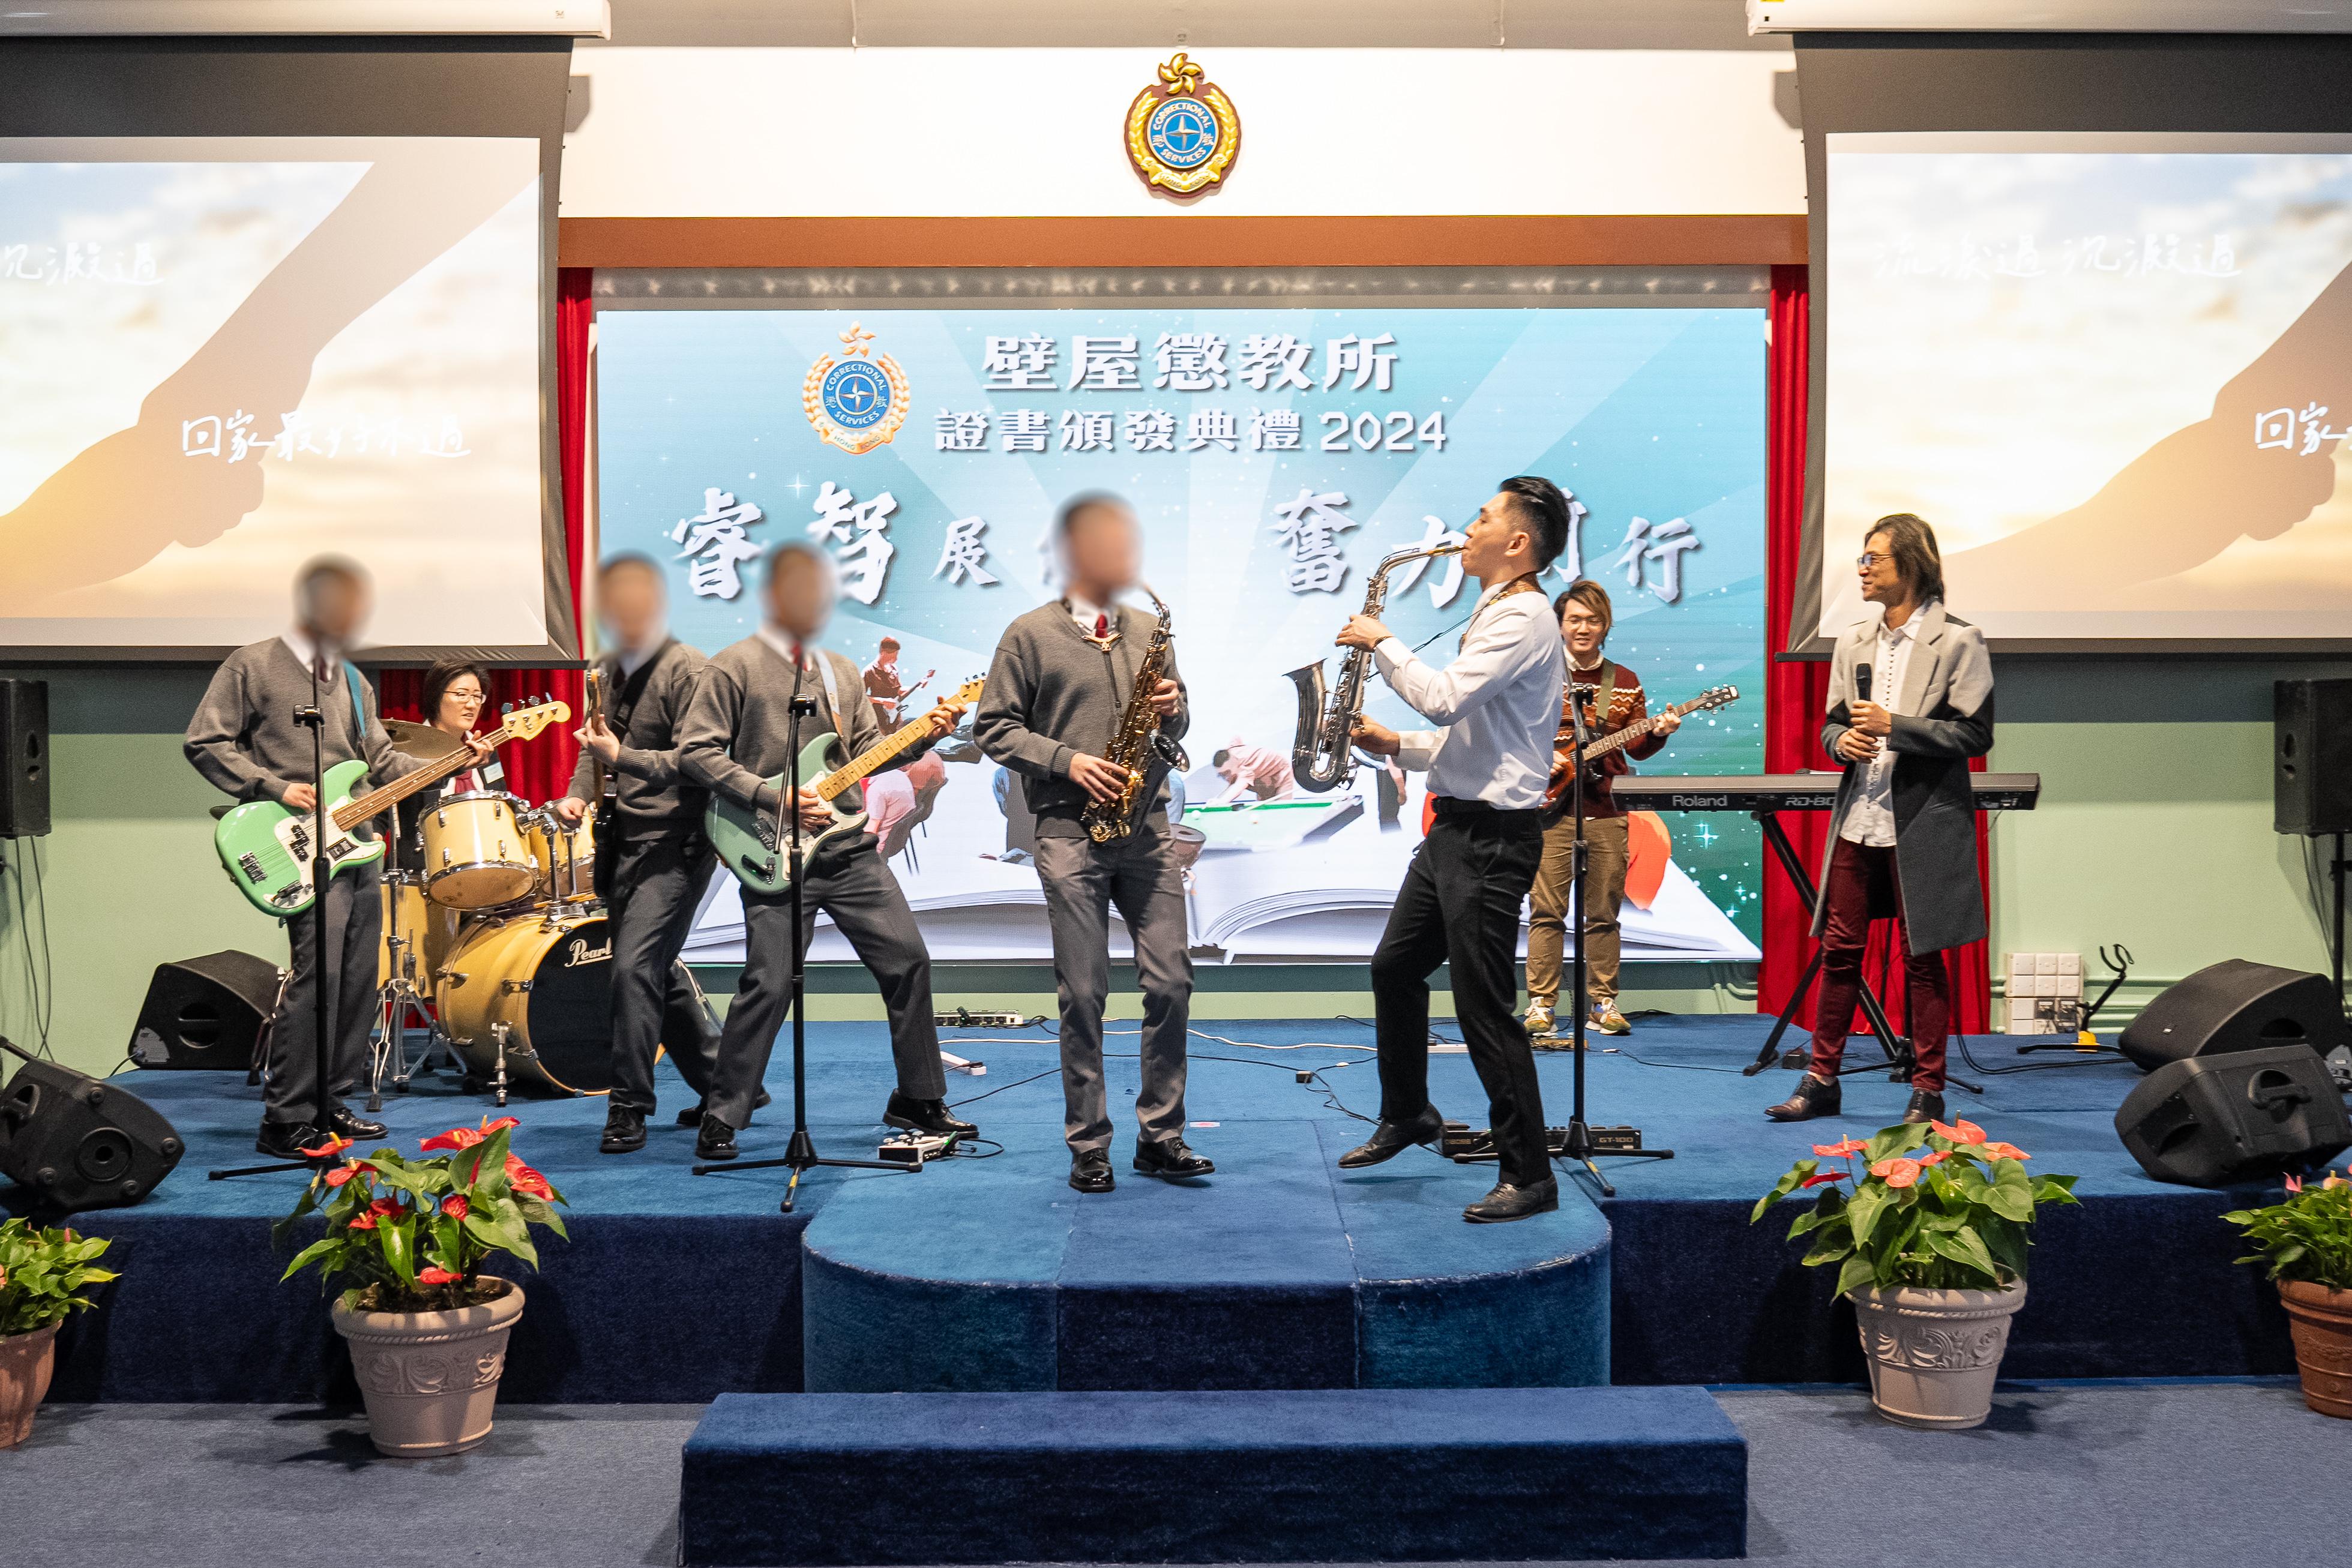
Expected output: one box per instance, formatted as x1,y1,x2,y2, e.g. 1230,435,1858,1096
421,791,537,910
435,908,616,1095
521,802,597,905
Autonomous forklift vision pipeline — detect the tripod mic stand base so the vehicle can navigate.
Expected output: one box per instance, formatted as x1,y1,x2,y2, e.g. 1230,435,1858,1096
691,1125,921,1212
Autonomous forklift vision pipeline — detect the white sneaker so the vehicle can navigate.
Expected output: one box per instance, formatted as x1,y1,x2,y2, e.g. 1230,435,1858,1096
1593,1003,1631,1036
1524,1003,1556,1036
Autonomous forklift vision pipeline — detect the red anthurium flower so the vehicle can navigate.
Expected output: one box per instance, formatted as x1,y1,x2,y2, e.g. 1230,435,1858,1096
367,1197,402,1217
300,1134,353,1159
347,1210,379,1231
417,1266,462,1287
1917,1150,1950,1167
442,1195,469,1222
1977,1141,2030,1162
322,1162,362,1188
421,1115,521,1153
1869,1157,1923,1189
2285,1173,2305,1195
1811,1138,1869,1159
1799,1171,1848,1189
505,1154,553,1201
1929,1118,1987,1146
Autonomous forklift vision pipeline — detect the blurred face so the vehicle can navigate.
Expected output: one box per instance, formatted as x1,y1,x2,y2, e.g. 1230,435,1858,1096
1062,503,1141,596
1461,492,1533,581
435,672,487,737
598,563,667,649
877,644,899,668
765,550,835,640
303,570,371,646
1858,530,1908,608
1560,598,1607,660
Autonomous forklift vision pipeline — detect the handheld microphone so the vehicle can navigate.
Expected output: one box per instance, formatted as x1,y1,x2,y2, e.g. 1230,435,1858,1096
1853,662,1872,704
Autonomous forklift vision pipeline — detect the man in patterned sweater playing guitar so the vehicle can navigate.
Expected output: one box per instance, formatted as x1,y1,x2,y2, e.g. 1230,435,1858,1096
677,542,974,1163
1524,580,1681,1041
185,557,489,1160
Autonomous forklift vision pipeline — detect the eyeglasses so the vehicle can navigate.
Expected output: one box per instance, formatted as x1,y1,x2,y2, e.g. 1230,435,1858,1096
1856,552,1890,569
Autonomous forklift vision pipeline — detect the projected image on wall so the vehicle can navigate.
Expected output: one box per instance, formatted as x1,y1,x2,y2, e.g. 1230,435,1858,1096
1823,131,2352,643
0,136,545,651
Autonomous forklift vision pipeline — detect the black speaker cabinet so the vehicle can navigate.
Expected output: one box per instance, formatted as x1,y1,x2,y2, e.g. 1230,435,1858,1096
0,1054,184,1215
2117,960,2351,1073
2115,1045,2352,1188
2276,677,2352,836
130,951,283,1070
0,678,47,840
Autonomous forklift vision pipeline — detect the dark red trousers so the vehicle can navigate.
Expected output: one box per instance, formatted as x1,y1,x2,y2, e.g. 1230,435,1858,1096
1807,837,1950,1093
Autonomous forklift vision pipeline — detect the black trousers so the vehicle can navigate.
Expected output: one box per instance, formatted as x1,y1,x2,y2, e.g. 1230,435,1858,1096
705,843,945,1132
604,833,724,1115
1369,799,1551,1186
266,861,380,1128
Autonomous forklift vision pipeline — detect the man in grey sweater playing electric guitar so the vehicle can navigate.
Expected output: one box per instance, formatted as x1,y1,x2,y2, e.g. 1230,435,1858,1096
676,542,974,1163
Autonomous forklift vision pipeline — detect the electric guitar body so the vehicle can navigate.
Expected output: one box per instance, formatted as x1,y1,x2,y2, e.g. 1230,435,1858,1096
214,758,386,915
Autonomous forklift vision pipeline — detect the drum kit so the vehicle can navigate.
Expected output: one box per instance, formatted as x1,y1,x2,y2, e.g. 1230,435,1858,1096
371,718,658,1107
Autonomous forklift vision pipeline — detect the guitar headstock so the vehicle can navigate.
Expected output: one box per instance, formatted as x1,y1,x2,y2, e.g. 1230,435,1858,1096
1693,685,1739,712
499,701,572,742
939,676,986,709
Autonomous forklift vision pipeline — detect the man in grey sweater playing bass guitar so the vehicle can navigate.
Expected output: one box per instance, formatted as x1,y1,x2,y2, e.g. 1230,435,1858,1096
676,542,973,1163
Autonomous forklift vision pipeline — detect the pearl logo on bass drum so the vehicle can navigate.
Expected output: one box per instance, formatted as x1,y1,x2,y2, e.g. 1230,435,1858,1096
564,935,612,969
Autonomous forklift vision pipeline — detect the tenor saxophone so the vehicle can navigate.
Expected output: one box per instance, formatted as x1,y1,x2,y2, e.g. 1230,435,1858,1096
1081,584,1190,843
1283,542,1466,793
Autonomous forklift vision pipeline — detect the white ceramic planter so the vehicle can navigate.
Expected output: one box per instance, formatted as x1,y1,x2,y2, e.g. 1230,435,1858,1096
331,1281,525,1458
1849,1279,2027,1429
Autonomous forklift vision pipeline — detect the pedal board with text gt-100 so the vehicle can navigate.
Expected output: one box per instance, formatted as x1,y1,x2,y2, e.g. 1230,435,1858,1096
879,1131,958,1165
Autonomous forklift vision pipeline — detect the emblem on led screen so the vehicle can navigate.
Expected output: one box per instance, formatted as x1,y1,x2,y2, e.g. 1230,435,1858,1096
803,321,911,455
1125,53,1241,197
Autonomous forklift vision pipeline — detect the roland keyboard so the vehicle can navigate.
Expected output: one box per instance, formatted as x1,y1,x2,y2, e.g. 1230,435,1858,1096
1610,773,2042,813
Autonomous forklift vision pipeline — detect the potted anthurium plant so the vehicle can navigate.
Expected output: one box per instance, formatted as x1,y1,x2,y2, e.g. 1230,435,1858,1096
0,1218,117,1449
2224,1164,2352,1419
1754,1117,2078,1429
277,1116,567,1458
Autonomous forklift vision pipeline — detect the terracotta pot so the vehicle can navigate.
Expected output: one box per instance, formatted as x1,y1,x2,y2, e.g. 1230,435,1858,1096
0,1320,61,1450
331,1281,525,1458
2279,1279,2352,1419
1849,1279,2027,1429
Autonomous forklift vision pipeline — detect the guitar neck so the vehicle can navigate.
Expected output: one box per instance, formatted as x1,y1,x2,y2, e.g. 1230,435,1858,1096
817,715,934,802
1578,696,1707,764
333,725,509,829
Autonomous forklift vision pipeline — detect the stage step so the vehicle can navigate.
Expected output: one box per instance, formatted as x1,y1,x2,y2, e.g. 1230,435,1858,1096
678,1386,1747,1566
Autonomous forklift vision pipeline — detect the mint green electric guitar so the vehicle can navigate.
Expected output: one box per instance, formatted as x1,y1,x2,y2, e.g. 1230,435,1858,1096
212,700,569,916
708,677,982,894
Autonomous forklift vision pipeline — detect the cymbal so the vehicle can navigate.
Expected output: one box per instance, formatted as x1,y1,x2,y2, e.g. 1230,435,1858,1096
384,718,465,761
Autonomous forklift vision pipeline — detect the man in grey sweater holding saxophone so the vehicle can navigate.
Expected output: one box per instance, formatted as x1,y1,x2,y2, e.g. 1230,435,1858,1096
974,492,1206,1195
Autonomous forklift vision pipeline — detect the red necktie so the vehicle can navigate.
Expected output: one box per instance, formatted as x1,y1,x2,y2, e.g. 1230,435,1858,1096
790,640,804,667
1093,613,1110,640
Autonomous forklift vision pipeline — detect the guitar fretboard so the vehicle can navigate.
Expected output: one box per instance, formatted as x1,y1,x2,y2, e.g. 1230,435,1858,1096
1579,697,1713,764
817,715,939,802
332,719,522,831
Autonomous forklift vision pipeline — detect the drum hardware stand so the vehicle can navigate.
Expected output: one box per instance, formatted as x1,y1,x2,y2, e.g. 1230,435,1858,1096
694,678,915,1212
211,702,340,1183
487,1021,513,1109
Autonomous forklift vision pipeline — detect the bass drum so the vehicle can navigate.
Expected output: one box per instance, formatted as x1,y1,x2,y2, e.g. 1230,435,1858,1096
435,910,617,1095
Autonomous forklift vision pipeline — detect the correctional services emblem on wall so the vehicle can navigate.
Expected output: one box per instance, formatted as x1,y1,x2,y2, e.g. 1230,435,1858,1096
1125,52,1241,198
802,322,911,455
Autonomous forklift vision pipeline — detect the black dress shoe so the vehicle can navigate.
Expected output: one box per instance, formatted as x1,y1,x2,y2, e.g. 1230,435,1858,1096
696,1114,739,1161
1902,1089,1947,1126
1465,1176,1561,1224
1338,1106,1446,1168
1764,1073,1842,1123
1069,1150,1114,1193
677,1089,769,1129
1134,1137,1215,1179
885,1091,977,1139
601,1105,647,1155
329,1108,386,1141
256,1120,328,1161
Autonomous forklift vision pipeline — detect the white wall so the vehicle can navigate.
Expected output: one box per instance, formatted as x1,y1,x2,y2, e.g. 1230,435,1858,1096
559,47,1806,218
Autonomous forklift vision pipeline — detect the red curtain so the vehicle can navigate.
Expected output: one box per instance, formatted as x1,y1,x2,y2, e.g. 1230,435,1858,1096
1758,265,1991,1036
378,268,593,806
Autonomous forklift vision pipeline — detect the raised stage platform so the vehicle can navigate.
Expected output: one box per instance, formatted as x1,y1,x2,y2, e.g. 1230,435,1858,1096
12,1016,2297,1404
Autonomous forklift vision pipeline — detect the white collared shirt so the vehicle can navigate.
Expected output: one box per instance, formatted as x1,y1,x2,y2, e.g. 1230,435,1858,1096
617,623,670,679
280,626,338,680
1066,593,1114,640
1373,580,1565,810
1841,600,1937,848
755,625,811,670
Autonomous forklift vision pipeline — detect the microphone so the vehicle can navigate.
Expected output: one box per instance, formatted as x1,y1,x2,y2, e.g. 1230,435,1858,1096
1853,662,1872,704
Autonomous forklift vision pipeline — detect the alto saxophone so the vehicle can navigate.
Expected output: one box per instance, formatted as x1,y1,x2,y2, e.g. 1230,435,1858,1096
1081,584,1191,843
1284,542,1466,793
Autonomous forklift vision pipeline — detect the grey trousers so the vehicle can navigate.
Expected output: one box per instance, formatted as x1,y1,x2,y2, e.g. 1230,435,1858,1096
705,843,945,1132
605,833,724,1115
1034,826,1194,1155
267,861,379,1128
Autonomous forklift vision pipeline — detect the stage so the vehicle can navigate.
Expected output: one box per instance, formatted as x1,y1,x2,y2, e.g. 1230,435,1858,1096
17,1016,2297,1404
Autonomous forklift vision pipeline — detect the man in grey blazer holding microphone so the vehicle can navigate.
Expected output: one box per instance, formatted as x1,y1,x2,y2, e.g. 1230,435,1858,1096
1767,512,1993,1128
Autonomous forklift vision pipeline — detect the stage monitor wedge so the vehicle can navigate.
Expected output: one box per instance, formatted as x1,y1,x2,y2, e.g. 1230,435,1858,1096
0,1047,184,1215
2115,1045,2352,1188
2117,960,2352,1074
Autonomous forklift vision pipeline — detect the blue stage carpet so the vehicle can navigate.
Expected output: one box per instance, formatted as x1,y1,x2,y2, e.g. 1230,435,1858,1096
11,1016,2299,1402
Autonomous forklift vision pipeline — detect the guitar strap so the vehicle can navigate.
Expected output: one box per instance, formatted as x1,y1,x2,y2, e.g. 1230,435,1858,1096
342,660,368,755
593,639,679,898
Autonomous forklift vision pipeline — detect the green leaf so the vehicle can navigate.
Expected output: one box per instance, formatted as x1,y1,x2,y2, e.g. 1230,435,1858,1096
1982,1160,2034,1223
1926,1225,2001,1283
278,1236,341,1284
377,1215,416,1287
1752,1158,1821,1224
1848,1183,1891,1252
1836,1253,1876,1298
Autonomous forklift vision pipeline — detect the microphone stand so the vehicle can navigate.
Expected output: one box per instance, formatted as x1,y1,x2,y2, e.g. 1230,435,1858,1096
1551,679,1671,1199
695,649,912,1213
210,700,338,1180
